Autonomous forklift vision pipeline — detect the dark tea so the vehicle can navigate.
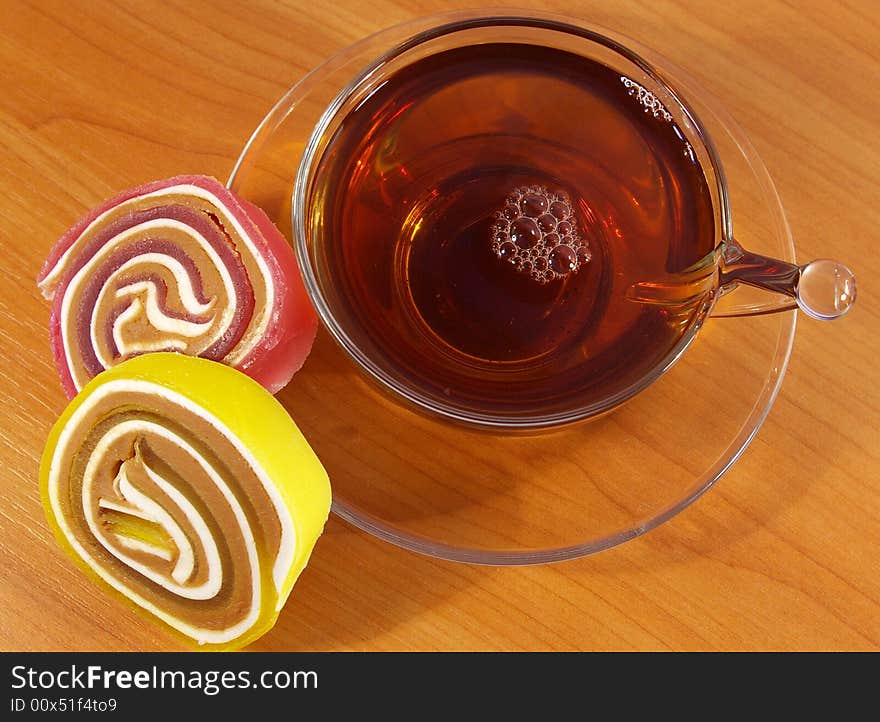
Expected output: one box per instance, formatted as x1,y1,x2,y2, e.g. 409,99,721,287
306,42,718,420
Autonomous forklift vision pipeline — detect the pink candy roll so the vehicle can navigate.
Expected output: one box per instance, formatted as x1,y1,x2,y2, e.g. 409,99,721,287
37,175,318,397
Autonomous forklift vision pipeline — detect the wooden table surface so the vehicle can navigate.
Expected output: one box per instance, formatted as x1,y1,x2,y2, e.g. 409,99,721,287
1,0,878,651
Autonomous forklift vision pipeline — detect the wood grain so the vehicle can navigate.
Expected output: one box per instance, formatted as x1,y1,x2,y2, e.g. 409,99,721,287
0,0,877,651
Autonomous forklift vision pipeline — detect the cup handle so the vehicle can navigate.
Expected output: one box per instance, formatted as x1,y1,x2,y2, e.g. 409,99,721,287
713,238,857,320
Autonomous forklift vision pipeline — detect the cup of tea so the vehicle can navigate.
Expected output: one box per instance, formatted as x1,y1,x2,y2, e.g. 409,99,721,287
231,12,856,431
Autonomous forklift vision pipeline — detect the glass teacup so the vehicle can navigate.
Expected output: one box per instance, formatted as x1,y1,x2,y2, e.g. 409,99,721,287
228,11,857,563
233,13,854,431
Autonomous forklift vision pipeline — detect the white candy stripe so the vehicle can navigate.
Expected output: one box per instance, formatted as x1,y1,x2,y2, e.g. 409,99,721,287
48,380,297,644
100,495,178,563
108,300,141,369
82,422,221,599
115,536,174,563
98,497,154,521
108,298,188,363
64,219,236,390
138,458,198,584
113,253,216,315
116,281,214,336
42,183,274,366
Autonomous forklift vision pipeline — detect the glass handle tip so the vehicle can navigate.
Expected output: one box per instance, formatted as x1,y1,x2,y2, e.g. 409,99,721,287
796,259,856,320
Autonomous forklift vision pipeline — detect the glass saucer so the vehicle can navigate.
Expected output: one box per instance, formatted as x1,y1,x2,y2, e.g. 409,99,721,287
228,12,796,564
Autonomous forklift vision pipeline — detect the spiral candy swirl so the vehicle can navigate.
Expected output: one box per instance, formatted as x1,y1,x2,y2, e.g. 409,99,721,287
37,175,317,397
40,353,331,650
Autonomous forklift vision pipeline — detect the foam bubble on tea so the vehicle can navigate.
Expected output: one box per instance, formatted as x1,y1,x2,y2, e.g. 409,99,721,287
490,185,592,283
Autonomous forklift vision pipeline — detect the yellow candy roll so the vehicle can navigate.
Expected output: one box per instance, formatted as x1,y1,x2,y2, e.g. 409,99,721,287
40,353,331,650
